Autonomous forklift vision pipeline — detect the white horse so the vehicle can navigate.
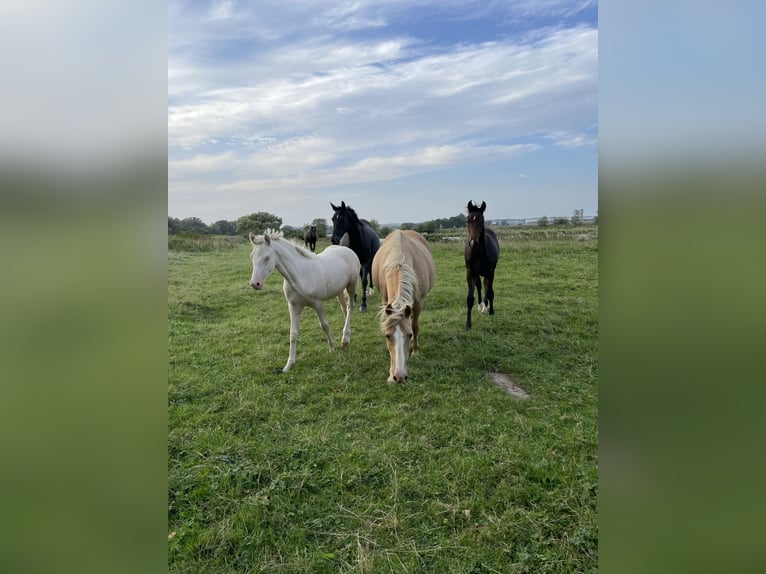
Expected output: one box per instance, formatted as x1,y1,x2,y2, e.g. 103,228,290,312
248,229,360,372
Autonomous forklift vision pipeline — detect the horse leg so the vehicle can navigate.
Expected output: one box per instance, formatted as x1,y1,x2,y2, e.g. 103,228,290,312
313,302,335,352
476,273,486,314
411,301,422,354
336,288,352,347
366,267,374,297
359,267,369,312
339,283,354,347
485,272,495,315
465,271,476,330
284,301,304,372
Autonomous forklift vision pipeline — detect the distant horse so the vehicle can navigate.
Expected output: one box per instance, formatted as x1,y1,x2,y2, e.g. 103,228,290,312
464,200,500,330
303,225,317,252
248,228,360,372
330,201,380,312
371,229,436,383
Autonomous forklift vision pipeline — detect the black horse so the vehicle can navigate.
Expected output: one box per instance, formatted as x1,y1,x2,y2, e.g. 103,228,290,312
303,225,317,252
330,201,380,312
464,200,500,330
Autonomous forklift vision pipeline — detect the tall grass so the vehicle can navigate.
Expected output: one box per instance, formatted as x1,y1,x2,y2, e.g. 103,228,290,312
169,226,598,573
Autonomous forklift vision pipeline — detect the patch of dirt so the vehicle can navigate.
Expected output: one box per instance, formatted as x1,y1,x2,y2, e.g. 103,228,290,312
487,372,529,399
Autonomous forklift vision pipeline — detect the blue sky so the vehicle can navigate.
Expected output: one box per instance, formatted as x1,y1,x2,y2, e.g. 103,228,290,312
169,0,598,227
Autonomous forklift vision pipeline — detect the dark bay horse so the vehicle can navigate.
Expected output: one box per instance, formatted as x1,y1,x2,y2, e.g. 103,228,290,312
464,200,500,330
303,225,317,252
330,201,380,312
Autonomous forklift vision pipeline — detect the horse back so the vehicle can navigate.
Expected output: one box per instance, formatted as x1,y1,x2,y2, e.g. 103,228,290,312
401,230,436,297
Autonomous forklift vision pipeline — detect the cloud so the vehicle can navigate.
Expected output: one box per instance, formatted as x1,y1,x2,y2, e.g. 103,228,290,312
169,26,597,152
167,1,597,223
169,141,538,196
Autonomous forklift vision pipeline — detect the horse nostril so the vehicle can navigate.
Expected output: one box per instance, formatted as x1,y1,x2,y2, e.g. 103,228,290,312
251,282,261,290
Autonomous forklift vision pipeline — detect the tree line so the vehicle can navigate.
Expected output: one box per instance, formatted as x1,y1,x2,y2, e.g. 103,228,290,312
168,212,470,238
168,212,330,239
168,209,594,237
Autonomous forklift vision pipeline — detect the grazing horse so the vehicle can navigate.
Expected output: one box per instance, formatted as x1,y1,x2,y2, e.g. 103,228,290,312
464,200,500,330
330,201,380,312
371,230,436,383
303,225,317,252
248,228,360,373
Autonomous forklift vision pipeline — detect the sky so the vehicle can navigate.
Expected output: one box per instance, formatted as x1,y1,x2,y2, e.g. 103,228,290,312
168,0,598,228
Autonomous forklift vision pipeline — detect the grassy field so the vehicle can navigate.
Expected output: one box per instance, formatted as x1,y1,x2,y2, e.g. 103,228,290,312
168,225,598,573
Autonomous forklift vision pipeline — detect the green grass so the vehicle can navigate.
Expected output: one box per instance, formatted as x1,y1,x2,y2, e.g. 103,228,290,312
168,226,598,573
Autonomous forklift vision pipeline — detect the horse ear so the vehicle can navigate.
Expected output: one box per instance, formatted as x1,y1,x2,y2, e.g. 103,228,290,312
341,201,346,208
385,304,394,316
467,200,474,211
403,305,412,319
480,201,486,212
331,202,338,211
264,233,271,245
249,232,257,244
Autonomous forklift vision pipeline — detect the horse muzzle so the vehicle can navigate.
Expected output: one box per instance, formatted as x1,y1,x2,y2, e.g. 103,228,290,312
250,281,263,290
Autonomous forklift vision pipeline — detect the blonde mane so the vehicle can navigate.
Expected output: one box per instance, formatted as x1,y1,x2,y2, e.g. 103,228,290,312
378,231,419,331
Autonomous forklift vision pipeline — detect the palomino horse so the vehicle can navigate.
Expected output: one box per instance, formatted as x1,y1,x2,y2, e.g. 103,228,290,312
330,201,380,312
303,225,317,252
248,229,360,372
464,200,500,330
371,230,436,383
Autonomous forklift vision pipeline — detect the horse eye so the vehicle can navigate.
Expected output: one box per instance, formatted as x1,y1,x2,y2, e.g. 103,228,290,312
385,334,392,340
408,333,413,339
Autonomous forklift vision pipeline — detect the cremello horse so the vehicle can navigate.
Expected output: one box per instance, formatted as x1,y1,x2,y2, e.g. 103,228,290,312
371,230,436,383
249,229,360,372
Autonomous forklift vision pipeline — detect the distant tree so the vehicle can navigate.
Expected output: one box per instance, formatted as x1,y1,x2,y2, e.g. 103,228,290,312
236,212,283,235
538,215,549,228
180,217,209,234
379,226,392,238
209,219,237,235
415,220,436,233
447,213,467,228
571,209,584,226
553,217,569,226
367,219,380,234
279,225,302,239
399,222,414,230
168,217,182,234
311,218,328,237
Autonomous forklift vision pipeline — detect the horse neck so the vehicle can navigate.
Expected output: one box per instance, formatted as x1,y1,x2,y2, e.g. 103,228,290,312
346,217,363,246
271,241,307,288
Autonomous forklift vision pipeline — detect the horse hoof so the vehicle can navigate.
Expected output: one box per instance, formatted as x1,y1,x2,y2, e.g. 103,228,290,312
342,341,350,348
282,364,293,373
360,306,367,312
479,303,487,314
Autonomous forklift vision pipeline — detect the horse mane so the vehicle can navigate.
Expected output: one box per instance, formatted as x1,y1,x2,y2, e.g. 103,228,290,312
378,231,418,331
263,228,314,258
